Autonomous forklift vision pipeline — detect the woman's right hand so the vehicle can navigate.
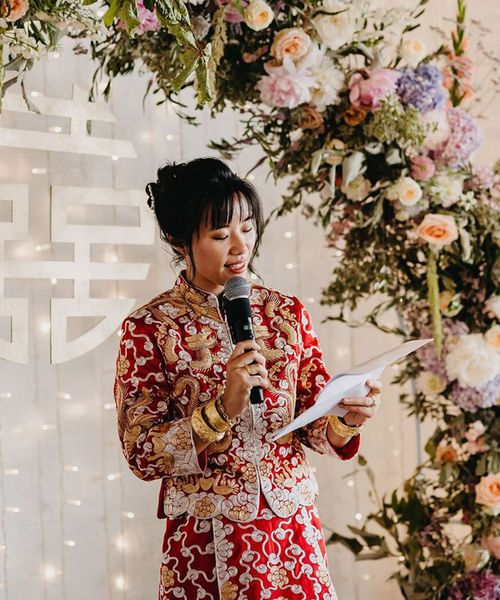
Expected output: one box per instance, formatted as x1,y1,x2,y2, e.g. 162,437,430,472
222,340,269,420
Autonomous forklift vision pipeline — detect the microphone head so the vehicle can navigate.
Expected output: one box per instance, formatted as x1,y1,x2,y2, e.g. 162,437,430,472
224,276,250,300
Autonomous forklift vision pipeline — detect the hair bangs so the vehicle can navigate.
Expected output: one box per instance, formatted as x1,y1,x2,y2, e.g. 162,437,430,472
202,179,261,232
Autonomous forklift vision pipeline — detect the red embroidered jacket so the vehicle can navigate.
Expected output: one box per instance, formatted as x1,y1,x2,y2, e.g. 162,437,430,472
114,272,359,523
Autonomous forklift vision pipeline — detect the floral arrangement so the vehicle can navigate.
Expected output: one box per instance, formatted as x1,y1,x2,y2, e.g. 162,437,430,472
4,0,499,597
0,1,103,108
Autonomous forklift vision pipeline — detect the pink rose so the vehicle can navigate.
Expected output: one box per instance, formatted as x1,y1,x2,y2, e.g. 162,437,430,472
482,524,500,559
411,155,436,182
256,59,314,109
1,0,28,21
466,437,489,455
417,213,459,248
348,68,399,110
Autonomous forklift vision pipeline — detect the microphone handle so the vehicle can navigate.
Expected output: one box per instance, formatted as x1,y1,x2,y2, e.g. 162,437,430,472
225,314,264,405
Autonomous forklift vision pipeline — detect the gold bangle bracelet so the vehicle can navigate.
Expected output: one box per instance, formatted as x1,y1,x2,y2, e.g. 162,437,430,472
327,415,363,439
203,400,231,434
215,396,232,424
191,407,224,443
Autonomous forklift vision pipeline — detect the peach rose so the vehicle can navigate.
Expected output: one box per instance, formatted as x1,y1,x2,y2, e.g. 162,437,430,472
475,474,500,515
417,214,459,248
244,0,274,31
343,105,368,126
485,325,500,352
271,27,311,63
435,444,458,463
1,0,28,21
299,105,323,130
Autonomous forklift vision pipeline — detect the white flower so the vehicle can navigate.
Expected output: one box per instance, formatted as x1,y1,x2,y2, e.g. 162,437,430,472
313,4,355,51
309,56,345,111
445,333,500,388
484,295,500,320
462,544,490,572
416,371,447,396
244,0,274,31
421,109,450,151
400,38,427,67
430,174,463,208
386,177,422,206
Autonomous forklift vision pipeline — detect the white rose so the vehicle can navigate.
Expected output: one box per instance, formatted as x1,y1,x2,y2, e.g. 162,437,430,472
244,0,274,31
431,174,463,208
416,371,447,396
387,177,422,206
310,56,345,111
485,295,500,320
485,325,500,352
400,38,427,67
341,175,371,201
313,7,355,51
445,333,500,388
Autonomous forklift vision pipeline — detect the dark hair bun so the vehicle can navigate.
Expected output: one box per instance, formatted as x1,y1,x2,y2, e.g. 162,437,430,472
146,157,264,273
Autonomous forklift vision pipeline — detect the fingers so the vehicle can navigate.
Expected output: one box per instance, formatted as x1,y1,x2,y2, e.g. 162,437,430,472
366,379,383,394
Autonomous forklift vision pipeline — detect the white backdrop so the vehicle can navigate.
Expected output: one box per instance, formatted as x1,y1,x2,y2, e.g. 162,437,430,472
0,1,499,598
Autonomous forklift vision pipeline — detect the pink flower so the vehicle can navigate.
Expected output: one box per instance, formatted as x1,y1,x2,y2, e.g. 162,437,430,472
217,0,245,23
1,0,28,21
256,59,314,109
348,68,399,110
482,524,500,559
466,437,489,455
411,155,436,182
135,0,161,34
465,420,486,442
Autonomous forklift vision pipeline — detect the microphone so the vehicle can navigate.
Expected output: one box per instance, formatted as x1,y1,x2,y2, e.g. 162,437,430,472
223,276,264,405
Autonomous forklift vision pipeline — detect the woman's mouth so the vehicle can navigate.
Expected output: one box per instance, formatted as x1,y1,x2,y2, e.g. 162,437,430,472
225,261,246,275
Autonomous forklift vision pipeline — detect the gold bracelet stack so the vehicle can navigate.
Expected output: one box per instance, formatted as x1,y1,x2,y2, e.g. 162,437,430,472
191,398,233,444
327,415,363,439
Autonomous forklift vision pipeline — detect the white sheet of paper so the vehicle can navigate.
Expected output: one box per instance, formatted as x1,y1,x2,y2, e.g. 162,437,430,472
270,338,433,441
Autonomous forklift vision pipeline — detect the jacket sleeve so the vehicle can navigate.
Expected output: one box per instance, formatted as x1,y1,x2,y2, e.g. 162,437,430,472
293,298,360,461
114,314,207,481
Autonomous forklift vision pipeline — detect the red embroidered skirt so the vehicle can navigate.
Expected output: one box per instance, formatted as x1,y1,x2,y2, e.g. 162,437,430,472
159,495,338,600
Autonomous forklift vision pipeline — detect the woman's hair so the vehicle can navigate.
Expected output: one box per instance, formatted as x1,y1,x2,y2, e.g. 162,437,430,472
145,158,264,277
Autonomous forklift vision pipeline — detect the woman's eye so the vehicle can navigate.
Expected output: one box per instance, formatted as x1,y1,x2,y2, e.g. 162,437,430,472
213,236,228,241
243,227,253,233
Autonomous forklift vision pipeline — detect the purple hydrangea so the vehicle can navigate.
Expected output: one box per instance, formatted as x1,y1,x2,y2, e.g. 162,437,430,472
434,108,483,166
415,319,470,378
447,569,500,600
451,372,500,412
396,65,447,113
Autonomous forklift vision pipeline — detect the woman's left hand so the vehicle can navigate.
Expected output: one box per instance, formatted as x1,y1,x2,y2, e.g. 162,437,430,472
338,379,383,428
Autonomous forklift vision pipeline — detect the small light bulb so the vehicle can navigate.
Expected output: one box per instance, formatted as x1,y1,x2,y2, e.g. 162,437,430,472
115,575,127,590
111,155,119,161
107,473,121,481
285,263,294,270
247,174,255,181
32,168,48,175
40,321,51,334
48,51,60,59
346,479,354,487
5,469,19,476
48,126,62,133
307,297,315,304
64,465,79,472
165,134,173,141
362,574,370,581
0,392,12,399
51,278,58,285
6,507,20,513
44,565,60,580
64,540,76,547
66,499,82,507
355,513,362,521
123,512,135,519
41,424,56,431
284,231,294,238
58,392,72,400
30,91,42,98
103,403,114,411
115,536,128,551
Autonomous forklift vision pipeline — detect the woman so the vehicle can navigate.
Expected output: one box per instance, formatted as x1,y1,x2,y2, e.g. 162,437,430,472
113,158,382,600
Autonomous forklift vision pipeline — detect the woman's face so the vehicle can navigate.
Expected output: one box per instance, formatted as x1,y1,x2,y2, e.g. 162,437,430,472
184,199,257,296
